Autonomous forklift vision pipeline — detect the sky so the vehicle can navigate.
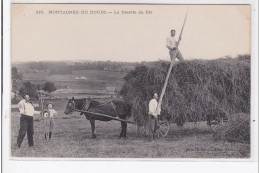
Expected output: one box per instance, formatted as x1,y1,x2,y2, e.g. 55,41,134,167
11,4,250,62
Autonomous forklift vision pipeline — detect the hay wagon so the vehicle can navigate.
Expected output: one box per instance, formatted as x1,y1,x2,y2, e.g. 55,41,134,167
136,112,228,138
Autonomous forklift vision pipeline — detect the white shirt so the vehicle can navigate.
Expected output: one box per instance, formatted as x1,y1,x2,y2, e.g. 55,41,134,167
148,99,161,118
18,99,40,116
48,109,57,117
166,36,177,50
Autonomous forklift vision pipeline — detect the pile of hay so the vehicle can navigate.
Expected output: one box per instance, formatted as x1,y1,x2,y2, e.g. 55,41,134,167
120,55,250,126
213,113,250,144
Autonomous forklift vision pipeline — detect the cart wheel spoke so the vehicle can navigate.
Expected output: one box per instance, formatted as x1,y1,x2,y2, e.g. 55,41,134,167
156,120,170,138
159,129,164,137
156,129,163,138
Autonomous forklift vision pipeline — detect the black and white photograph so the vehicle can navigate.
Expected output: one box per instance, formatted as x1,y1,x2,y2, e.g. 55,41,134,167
8,3,254,159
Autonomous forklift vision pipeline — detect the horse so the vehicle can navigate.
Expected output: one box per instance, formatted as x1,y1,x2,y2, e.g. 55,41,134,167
64,97,131,139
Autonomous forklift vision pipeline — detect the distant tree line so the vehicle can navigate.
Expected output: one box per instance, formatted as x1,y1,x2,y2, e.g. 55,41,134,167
72,62,105,71
13,60,147,75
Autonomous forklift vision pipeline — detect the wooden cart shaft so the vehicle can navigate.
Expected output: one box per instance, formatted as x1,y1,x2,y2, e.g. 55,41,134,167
73,108,135,124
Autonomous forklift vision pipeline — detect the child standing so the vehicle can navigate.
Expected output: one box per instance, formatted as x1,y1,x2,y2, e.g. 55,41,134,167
44,102,57,141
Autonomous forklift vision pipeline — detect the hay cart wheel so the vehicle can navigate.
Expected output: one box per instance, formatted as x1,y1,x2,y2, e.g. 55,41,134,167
156,120,170,138
208,117,228,132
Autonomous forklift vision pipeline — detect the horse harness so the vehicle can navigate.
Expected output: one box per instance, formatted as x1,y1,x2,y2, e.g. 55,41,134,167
73,99,120,117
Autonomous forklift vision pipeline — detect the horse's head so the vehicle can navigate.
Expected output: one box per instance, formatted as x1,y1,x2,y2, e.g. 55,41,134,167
65,97,92,115
64,97,76,115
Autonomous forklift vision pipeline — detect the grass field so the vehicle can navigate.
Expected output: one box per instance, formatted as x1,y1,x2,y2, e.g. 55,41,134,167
11,99,250,158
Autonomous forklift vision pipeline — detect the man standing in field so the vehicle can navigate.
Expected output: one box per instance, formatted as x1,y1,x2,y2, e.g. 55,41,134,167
148,93,161,140
166,29,184,62
17,95,41,148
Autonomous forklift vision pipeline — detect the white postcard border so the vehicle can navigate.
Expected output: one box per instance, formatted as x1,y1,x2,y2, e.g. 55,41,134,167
2,0,259,173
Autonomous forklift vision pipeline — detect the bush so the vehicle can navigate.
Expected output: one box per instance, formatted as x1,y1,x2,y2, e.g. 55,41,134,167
11,67,22,80
213,113,250,144
11,67,23,92
120,55,250,126
43,81,57,93
19,81,37,98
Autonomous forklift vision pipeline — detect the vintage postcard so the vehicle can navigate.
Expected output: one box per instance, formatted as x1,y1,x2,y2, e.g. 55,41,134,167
3,1,258,173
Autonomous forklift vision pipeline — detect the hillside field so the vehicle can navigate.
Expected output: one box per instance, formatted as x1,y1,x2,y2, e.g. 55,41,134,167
22,69,126,90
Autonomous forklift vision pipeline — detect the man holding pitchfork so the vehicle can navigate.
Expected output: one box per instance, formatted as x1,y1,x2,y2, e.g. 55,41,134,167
166,29,184,62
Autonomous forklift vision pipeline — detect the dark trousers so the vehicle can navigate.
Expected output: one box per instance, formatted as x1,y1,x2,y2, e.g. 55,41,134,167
148,114,158,139
17,114,34,147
